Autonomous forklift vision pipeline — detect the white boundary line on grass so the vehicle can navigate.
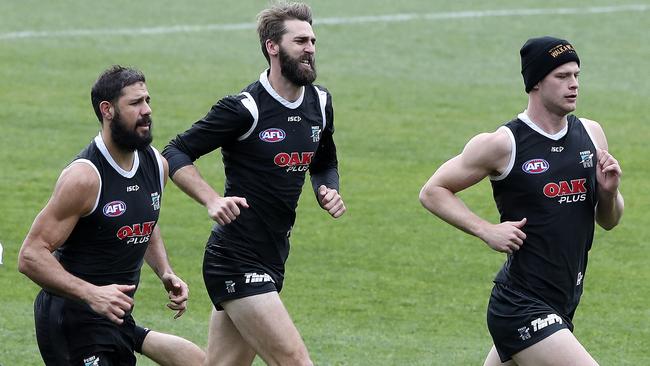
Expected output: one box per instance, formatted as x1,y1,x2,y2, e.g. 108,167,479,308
1,4,648,40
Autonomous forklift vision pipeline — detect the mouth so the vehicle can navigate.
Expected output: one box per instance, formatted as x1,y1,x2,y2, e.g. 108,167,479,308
565,94,578,101
300,57,312,68
136,118,152,131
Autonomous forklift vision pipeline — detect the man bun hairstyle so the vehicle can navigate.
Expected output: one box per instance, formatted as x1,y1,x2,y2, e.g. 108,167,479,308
91,65,145,122
520,36,580,93
257,2,313,64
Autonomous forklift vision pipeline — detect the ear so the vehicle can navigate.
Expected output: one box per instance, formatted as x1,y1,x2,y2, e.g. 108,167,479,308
265,39,279,57
99,101,114,120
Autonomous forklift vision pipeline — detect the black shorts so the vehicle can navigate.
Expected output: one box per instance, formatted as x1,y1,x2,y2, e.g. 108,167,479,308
34,290,140,365
487,283,573,362
203,232,284,310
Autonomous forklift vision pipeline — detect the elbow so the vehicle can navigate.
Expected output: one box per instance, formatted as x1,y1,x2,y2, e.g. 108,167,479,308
17,245,38,277
419,185,439,211
599,217,621,231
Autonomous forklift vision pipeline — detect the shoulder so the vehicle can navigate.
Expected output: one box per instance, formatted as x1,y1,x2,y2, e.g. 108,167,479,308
578,117,608,149
51,160,101,215
464,127,512,158
461,127,513,173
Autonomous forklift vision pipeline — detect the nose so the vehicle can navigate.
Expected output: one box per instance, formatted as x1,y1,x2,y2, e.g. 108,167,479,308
569,75,579,90
142,101,152,115
305,41,315,54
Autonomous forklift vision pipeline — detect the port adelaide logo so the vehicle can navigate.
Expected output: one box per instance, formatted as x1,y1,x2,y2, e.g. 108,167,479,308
259,128,286,143
522,158,549,174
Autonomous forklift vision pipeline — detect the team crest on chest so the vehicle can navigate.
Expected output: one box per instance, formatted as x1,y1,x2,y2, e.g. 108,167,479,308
579,150,593,168
151,192,160,211
311,126,321,142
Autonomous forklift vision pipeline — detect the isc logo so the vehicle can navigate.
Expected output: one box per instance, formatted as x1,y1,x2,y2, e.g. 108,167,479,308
522,159,549,174
103,201,126,217
287,116,301,122
259,128,286,143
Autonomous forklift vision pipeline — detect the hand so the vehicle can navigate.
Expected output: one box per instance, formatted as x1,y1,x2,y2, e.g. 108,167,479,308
481,218,527,254
86,284,135,325
317,185,346,218
595,148,621,196
207,196,249,225
161,272,189,319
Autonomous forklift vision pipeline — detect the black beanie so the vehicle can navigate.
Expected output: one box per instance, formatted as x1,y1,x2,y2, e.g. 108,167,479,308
520,36,580,93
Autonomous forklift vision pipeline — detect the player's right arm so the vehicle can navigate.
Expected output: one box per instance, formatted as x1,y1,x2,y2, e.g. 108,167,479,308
419,129,527,253
18,162,135,324
163,96,253,225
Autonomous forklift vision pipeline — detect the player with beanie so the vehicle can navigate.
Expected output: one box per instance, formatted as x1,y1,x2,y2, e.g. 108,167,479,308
420,35,624,365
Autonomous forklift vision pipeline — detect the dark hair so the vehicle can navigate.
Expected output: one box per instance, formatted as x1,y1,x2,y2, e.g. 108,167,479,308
90,65,146,122
257,2,313,64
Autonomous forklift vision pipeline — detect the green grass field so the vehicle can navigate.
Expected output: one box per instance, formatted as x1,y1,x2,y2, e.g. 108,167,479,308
1,1,649,365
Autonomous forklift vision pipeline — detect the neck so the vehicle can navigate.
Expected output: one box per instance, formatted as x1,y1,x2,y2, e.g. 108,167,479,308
267,67,303,102
525,99,569,135
100,129,136,171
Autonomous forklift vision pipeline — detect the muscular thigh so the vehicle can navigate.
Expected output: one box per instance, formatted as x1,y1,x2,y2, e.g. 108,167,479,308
222,292,306,358
512,329,598,366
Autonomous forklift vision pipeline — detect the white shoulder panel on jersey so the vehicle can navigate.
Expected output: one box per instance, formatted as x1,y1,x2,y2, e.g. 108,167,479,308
578,118,600,150
489,126,516,181
237,92,259,141
314,86,327,130
69,158,102,217
151,146,165,195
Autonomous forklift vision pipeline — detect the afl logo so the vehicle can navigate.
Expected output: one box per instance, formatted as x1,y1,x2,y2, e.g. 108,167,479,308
522,159,550,174
259,128,286,143
103,200,127,217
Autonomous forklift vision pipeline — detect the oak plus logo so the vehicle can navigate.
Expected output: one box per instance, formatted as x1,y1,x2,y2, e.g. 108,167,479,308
116,221,156,245
274,151,314,172
259,128,286,143
543,178,587,204
522,159,549,174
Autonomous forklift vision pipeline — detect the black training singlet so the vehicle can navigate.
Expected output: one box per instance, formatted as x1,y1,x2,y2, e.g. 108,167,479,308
490,113,598,318
55,134,165,290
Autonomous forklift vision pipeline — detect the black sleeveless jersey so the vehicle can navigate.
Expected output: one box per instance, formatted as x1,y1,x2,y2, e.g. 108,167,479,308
490,114,598,318
55,135,164,292
164,70,337,270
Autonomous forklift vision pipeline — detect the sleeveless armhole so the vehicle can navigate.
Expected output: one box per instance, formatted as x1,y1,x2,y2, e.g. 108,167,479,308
489,126,516,181
237,92,259,141
69,159,102,217
579,118,600,150
314,86,327,130
151,146,165,195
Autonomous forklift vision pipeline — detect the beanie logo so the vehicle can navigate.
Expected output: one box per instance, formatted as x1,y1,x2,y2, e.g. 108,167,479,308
549,44,575,58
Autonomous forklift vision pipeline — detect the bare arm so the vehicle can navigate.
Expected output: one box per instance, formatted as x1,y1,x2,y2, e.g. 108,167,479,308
581,118,624,230
419,129,527,253
144,226,188,319
18,163,135,324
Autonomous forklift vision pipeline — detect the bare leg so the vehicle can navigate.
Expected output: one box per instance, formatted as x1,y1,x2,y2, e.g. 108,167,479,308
219,292,312,366
141,330,205,366
204,307,257,366
483,345,517,366
511,329,598,366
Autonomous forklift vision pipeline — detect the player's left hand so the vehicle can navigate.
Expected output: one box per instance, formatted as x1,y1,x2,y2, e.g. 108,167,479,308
317,185,346,218
161,272,189,319
596,148,622,195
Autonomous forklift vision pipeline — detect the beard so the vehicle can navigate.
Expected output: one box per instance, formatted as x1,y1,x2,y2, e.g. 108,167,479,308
110,108,153,151
279,46,317,86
